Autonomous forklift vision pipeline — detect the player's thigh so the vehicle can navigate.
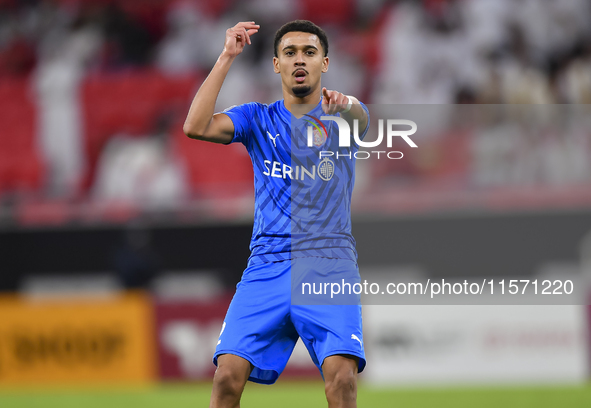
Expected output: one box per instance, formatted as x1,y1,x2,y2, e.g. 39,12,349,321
292,303,365,367
290,258,366,373
215,260,296,361
218,263,289,338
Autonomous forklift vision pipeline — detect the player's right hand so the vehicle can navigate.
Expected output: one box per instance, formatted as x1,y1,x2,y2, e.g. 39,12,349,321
223,22,260,58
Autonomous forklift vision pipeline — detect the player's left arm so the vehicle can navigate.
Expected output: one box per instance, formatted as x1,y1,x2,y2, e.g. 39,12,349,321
321,87,368,133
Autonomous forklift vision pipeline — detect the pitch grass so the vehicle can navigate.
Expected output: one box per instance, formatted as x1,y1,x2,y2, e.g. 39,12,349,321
1,381,590,408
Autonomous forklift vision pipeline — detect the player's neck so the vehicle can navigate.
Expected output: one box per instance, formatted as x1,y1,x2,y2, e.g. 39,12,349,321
283,87,322,118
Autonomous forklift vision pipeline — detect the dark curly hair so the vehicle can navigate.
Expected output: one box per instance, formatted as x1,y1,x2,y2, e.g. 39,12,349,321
273,20,329,58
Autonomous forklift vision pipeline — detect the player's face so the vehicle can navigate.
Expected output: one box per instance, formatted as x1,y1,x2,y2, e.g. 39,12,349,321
273,32,329,98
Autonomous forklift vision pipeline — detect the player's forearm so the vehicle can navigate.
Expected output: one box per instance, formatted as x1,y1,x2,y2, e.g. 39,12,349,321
183,52,235,138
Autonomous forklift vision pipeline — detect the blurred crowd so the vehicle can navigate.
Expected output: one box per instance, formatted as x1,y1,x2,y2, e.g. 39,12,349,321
2,0,591,103
0,0,590,222
375,0,591,104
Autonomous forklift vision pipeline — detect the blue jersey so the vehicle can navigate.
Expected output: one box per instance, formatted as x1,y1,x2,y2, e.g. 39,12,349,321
223,99,369,265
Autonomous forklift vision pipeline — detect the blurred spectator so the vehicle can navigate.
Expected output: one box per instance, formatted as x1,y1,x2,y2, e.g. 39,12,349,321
92,115,189,210
156,1,226,74
35,8,103,197
498,24,555,104
559,40,591,104
373,1,472,104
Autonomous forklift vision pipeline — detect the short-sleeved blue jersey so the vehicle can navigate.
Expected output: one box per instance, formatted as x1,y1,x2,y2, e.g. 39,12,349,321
222,99,369,265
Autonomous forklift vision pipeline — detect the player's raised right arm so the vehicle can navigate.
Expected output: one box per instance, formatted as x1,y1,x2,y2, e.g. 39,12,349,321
183,22,259,144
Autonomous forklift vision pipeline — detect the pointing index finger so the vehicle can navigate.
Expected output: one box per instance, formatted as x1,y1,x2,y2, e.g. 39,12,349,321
237,22,260,30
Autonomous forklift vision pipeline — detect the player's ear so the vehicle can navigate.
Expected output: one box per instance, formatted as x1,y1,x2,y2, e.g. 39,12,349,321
322,56,329,73
273,56,280,74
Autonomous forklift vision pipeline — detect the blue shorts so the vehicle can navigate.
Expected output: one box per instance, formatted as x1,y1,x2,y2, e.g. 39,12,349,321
213,257,366,385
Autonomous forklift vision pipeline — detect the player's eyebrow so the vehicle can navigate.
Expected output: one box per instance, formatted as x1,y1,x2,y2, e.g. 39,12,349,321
282,45,319,52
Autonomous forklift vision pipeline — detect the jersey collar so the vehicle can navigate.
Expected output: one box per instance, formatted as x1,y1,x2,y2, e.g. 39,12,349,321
279,98,324,124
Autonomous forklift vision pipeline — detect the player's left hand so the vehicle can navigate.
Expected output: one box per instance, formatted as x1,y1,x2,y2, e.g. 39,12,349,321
322,87,350,115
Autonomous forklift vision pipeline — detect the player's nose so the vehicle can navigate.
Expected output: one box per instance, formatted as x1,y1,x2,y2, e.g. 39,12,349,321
295,51,305,65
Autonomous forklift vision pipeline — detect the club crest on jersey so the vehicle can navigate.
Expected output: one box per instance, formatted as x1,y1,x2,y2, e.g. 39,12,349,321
318,157,335,181
304,114,327,147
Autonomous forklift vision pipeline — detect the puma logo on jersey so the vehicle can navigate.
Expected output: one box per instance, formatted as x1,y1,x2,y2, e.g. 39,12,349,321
351,334,362,346
267,131,280,147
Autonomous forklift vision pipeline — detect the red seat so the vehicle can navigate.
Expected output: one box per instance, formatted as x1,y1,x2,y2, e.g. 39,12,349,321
0,77,43,194
300,0,354,25
171,118,253,198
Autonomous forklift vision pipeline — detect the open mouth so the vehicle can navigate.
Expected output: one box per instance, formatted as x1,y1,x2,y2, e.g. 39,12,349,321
294,69,307,83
